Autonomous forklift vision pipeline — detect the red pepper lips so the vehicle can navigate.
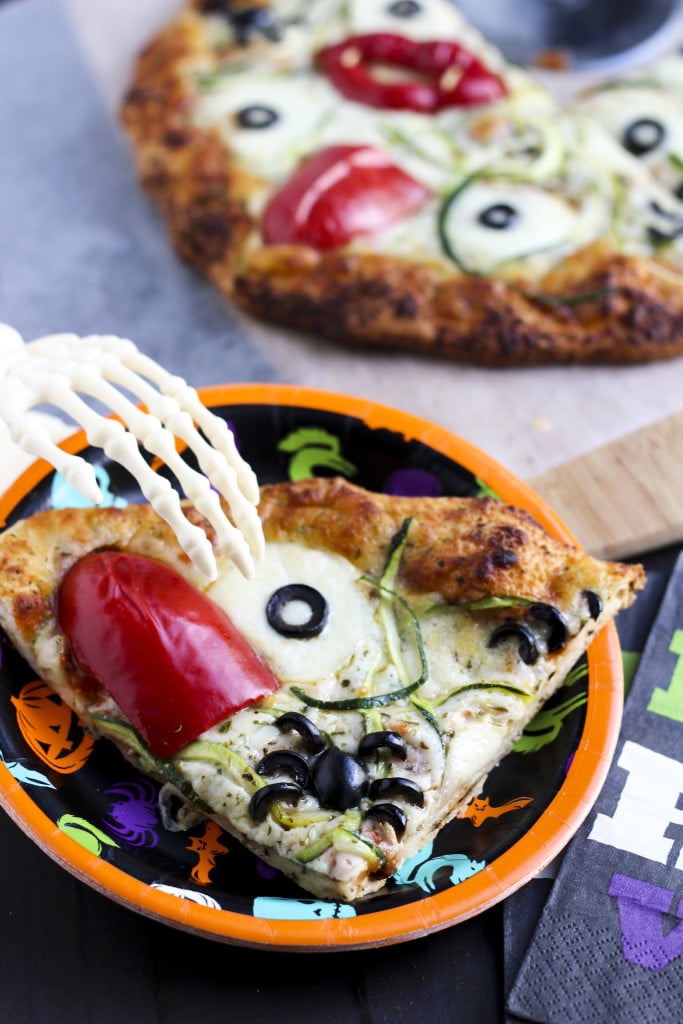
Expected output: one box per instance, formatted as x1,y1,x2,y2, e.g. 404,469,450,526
316,33,507,113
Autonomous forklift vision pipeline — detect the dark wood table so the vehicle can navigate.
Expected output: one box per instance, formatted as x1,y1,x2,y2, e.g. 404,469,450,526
0,817,503,1023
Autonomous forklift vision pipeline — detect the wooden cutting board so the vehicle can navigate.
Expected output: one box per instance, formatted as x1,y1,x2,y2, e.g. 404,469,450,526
529,409,683,560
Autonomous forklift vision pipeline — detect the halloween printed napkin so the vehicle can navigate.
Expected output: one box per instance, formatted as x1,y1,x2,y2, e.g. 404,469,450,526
0,0,279,389
502,566,669,1009
506,554,683,1023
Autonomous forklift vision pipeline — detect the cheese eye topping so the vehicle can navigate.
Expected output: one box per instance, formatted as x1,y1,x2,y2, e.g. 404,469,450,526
577,88,683,174
209,541,383,686
439,179,588,275
348,0,480,41
193,73,339,178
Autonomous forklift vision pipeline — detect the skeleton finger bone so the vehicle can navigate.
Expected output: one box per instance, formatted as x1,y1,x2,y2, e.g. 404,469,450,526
0,326,264,581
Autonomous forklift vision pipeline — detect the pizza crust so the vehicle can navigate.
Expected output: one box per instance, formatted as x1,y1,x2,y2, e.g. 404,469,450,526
119,1,683,366
255,477,643,608
233,243,683,365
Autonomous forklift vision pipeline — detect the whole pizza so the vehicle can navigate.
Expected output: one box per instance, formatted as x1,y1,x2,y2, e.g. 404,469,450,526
120,0,683,366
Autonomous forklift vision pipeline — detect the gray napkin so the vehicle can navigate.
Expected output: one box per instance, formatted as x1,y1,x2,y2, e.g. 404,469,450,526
502,567,669,1018
0,0,278,387
506,555,683,1023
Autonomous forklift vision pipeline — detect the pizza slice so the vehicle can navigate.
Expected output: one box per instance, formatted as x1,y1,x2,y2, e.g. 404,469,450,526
120,0,683,365
0,477,644,902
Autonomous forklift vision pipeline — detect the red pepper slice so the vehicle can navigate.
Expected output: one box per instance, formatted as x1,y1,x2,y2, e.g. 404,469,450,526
58,551,279,758
262,144,430,250
316,33,507,113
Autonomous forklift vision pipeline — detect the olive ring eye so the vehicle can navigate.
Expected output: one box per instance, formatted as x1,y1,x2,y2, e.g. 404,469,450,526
622,118,665,157
236,105,279,130
478,203,518,230
266,584,329,638
388,0,422,15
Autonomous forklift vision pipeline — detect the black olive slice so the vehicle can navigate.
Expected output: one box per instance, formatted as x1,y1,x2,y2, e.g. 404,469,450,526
387,0,422,16
364,803,408,838
201,3,282,42
488,622,539,664
358,731,408,760
266,584,329,638
249,782,303,822
275,712,326,754
530,603,568,652
368,777,424,807
622,118,665,157
478,203,518,230
675,181,683,202
650,199,680,220
235,105,279,130
647,223,683,246
311,747,368,811
583,589,603,620
232,7,282,45
256,750,311,788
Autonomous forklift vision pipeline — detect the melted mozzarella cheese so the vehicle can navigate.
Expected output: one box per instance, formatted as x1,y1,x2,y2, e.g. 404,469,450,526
193,73,340,179
193,64,458,193
418,610,548,721
576,86,683,178
141,524,599,900
573,87,683,206
347,0,483,44
209,541,383,686
646,54,683,90
440,179,585,274
192,4,683,279
573,117,683,254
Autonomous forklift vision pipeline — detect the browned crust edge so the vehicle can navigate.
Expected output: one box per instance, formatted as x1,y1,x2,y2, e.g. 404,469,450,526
0,478,645,650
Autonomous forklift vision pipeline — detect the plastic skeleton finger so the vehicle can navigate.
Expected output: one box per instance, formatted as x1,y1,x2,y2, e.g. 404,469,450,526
0,326,264,581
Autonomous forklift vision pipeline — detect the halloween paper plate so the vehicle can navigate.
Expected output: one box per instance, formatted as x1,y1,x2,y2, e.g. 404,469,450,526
0,383,623,950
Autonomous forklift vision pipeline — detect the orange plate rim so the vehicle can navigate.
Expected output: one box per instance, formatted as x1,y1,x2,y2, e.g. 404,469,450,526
0,383,623,951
